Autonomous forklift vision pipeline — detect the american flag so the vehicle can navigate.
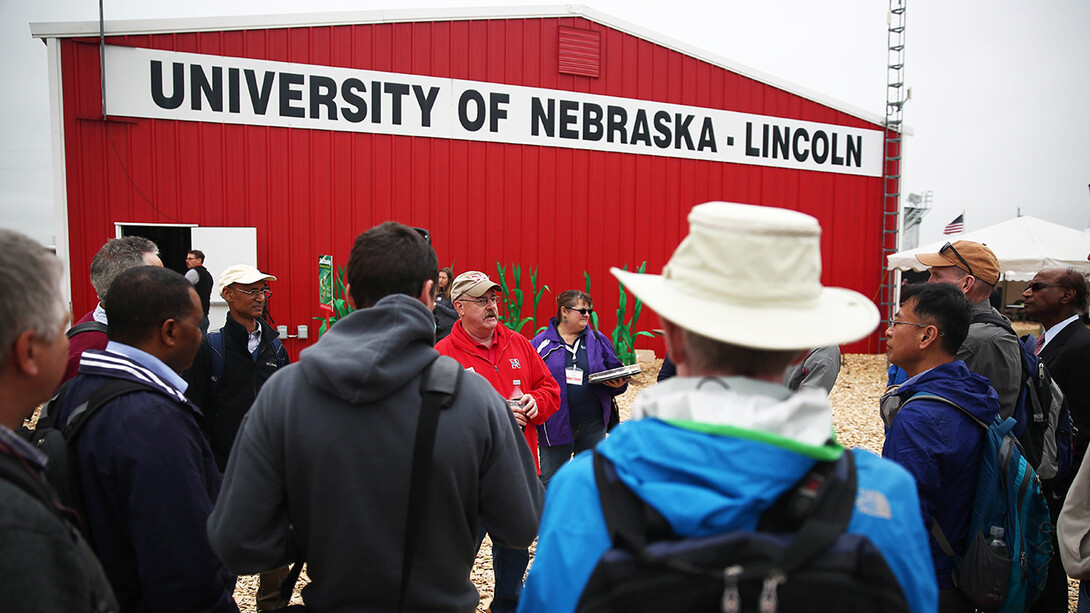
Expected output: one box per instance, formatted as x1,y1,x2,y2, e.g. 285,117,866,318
943,214,964,235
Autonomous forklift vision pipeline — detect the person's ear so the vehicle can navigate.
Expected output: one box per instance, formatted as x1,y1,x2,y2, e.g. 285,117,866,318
418,279,435,309
160,318,179,347
918,325,940,350
10,330,40,377
662,319,687,371
345,284,357,310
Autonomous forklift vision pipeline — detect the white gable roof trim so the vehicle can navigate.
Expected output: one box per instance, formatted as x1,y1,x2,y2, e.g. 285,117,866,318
30,4,887,128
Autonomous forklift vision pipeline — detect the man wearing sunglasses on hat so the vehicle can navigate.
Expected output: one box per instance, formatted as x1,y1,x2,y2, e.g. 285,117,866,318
915,240,1021,423
1023,267,1090,613
184,264,290,611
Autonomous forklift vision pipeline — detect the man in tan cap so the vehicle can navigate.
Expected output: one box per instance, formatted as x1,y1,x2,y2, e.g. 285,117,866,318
183,264,289,611
915,240,1021,421
522,202,936,613
435,270,559,613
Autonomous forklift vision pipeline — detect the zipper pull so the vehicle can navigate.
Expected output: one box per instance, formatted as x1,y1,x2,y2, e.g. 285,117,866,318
759,571,785,613
721,565,742,613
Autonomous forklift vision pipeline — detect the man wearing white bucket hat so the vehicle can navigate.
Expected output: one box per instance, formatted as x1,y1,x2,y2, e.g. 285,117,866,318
521,202,937,613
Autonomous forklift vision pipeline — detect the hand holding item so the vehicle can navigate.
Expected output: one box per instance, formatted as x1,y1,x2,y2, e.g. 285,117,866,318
601,376,629,389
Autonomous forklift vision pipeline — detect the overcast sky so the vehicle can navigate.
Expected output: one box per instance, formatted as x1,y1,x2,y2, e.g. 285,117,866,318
3,0,1088,248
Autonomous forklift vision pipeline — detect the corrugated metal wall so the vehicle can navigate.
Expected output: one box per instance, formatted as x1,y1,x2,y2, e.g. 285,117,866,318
60,16,888,356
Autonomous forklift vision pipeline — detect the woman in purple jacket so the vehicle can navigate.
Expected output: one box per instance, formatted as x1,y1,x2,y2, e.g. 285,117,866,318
531,290,629,485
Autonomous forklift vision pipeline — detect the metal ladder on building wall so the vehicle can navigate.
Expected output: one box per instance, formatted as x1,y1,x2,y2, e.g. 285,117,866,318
880,0,907,342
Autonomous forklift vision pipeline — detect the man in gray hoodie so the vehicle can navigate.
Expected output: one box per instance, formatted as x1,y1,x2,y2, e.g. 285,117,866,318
208,222,543,612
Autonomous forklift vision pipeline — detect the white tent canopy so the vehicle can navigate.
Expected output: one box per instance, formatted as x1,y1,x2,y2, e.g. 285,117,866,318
887,216,1090,281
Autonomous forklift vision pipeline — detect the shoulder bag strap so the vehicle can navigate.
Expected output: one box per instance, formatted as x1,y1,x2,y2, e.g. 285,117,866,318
398,356,462,612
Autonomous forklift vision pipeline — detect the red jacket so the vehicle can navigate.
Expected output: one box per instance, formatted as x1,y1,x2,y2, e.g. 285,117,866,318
62,309,108,385
436,321,560,472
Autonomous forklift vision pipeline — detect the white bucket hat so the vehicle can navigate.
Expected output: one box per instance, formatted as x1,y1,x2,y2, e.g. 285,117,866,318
611,202,879,350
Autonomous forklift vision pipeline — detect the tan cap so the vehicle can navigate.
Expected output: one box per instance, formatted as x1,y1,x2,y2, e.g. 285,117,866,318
218,264,276,292
450,271,501,301
915,240,1000,285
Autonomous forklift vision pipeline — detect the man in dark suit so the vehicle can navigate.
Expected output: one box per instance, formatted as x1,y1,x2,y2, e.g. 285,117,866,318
1023,266,1090,613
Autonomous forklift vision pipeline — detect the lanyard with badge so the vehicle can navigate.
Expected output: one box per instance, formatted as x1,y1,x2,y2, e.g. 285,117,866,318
565,339,584,386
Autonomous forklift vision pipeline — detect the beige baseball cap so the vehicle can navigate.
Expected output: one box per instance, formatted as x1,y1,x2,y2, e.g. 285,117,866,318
218,264,276,292
450,271,501,301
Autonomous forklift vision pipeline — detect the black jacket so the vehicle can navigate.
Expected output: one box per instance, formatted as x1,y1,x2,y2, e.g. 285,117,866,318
192,265,214,316
184,315,289,471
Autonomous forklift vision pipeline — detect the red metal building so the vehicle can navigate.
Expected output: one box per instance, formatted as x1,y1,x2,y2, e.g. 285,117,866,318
33,6,894,357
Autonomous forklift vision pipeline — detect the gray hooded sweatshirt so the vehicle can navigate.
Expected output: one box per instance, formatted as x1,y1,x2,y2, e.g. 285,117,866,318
208,294,543,612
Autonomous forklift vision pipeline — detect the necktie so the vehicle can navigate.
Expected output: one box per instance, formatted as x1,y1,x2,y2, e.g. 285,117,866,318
1034,334,1045,356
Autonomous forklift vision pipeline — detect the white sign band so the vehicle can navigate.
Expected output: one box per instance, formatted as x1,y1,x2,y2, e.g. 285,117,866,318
104,45,884,177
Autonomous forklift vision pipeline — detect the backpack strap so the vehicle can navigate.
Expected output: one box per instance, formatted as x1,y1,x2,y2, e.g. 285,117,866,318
272,337,289,368
65,321,108,339
971,309,1017,337
207,329,226,397
593,447,858,579
397,355,463,611
903,392,988,430
62,379,157,442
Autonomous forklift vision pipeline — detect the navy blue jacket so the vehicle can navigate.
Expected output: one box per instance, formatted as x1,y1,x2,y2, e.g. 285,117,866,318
57,349,237,613
531,319,627,447
882,360,1000,590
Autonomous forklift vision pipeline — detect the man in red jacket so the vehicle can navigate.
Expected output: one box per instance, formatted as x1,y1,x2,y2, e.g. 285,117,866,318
435,270,559,613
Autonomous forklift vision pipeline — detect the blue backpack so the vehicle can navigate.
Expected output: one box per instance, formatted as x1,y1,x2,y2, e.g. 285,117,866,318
905,393,1052,612
206,328,289,396
971,310,1074,481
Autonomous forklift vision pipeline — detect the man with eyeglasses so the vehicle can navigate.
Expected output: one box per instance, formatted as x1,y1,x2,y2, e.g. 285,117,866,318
435,270,559,613
915,240,1021,422
184,264,290,611
185,249,214,333
1023,267,1090,613
880,283,1000,611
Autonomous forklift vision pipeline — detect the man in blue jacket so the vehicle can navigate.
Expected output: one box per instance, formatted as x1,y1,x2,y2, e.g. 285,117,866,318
520,202,937,613
56,266,237,613
881,282,1001,611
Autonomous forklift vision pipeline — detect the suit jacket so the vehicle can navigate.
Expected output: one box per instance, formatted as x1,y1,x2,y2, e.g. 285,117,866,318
1041,321,1090,459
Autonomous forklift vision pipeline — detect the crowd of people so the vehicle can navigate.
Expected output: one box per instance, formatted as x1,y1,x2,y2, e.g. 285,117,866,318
0,202,1088,613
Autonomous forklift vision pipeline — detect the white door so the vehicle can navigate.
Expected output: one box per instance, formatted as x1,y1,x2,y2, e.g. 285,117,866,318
190,227,257,331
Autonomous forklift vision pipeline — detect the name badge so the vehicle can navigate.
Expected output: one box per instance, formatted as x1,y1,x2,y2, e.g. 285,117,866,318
566,367,583,386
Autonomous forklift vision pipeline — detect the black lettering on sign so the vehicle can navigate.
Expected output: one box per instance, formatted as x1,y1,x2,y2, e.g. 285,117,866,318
583,103,603,141
279,73,305,118
458,90,486,132
413,85,439,128
371,81,382,125
674,114,694,150
310,76,338,120
831,133,844,165
606,106,627,144
150,61,184,110
489,93,509,132
245,70,275,116
228,68,240,114
812,130,829,164
846,134,862,168
745,122,760,157
653,111,671,149
697,118,716,152
531,97,554,137
191,65,222,112
792,128,810,162
631,110,651,146
341,78,367,123
559,100,579,139
386,82,410,125
771,125,790,160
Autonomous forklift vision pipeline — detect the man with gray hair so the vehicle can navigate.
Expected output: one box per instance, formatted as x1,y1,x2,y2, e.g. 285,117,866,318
521,202,937,613
0,229,118,612
63,236,162,384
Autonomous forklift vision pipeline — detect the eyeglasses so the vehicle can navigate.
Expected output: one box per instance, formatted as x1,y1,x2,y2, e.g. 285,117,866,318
1027,282,1063,292
234,287,272,299
888,319,944,336
459,295,500,306
567,307,593,315
940,242,974,277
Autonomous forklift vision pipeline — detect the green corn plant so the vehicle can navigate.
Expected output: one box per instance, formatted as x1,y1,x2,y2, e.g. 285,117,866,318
530,266,550,335
611,261,654,365
313,266,355,338
496,263,534,334
583,271,600,330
